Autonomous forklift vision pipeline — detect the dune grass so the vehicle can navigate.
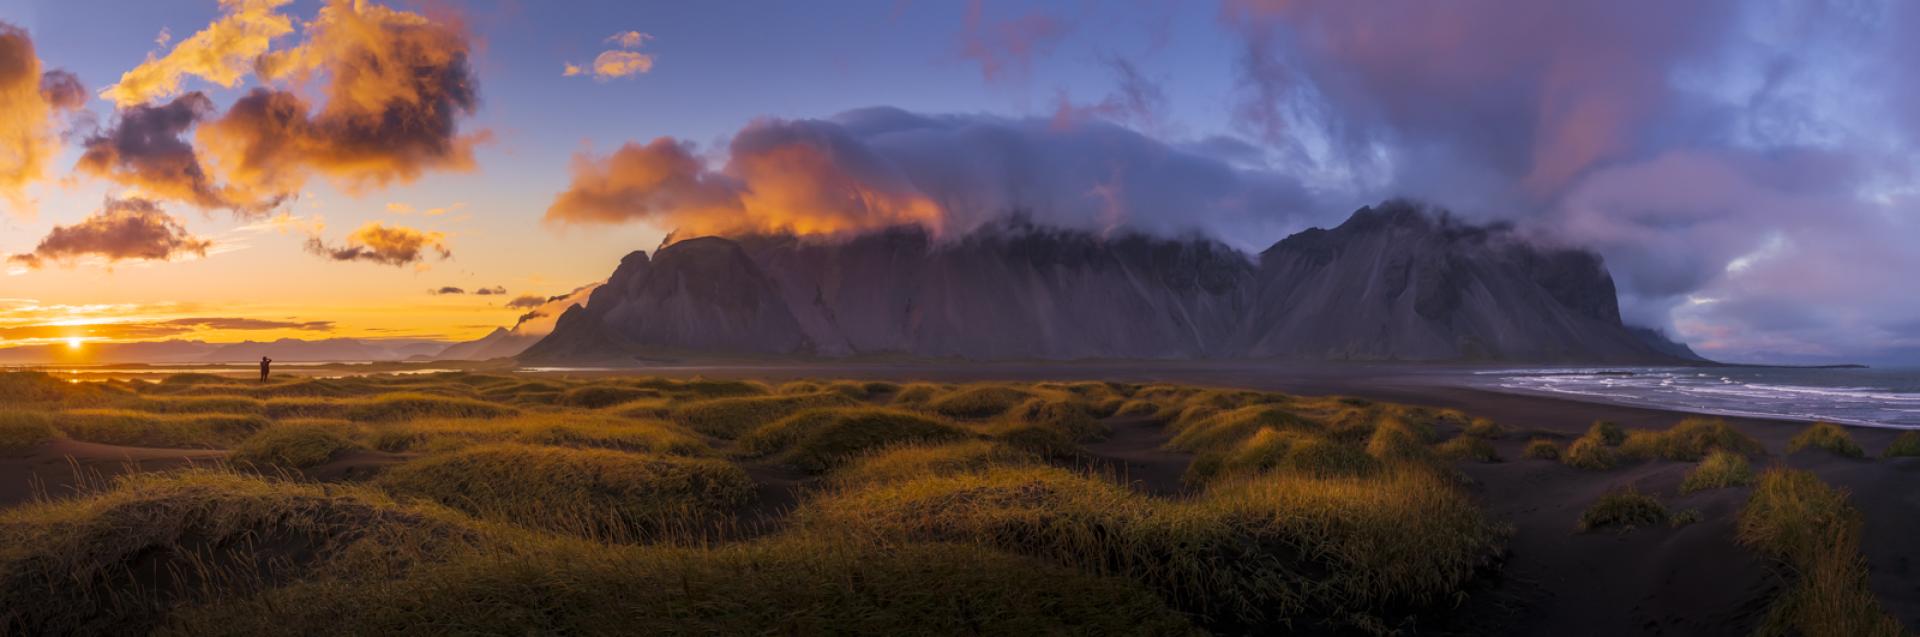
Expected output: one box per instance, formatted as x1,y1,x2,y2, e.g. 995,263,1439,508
56,409,269,449
1681,450,1755,494
923,385,1037,419
1578,488,1669,532
1365,416,1430,462
1563,433,1620,470
999,397,1109,442
797,463,1499,632
228,422,362,469
163,535,1196,636
556,385,660,409
1884,431,1920,458
379,443,753,542
1786,422,1865,459
1586,420,1627,446
1463,418,1504,439
739,407,973,473
833,440,1040,486
669,392,860,439
1522,438,1561,460
367,413,710,456
341,393,515,423
1619,417,1765,461
1738,469,1905,637
0,410,59,454
1437,434,1501,463
0,469,493,635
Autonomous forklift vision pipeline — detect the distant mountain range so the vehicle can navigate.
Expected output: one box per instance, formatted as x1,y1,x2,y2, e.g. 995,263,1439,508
522,201,1705,364
0,338,452,365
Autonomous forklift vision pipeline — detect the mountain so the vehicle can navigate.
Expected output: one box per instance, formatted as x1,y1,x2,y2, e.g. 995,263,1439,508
521,201,1699,364
435,285,599,360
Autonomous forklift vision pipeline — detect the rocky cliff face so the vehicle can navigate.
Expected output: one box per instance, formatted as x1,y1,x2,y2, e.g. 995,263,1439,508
520,201,1695,363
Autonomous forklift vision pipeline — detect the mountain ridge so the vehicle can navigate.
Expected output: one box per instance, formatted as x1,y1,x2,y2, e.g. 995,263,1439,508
520,201,1705,364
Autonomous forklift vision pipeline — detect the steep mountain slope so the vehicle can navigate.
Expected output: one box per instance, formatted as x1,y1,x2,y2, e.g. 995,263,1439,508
436,285,599,361
1232,203,1673,361
521,201,1694,363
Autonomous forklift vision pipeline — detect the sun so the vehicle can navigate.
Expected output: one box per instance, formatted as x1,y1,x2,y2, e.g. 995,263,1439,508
66,337,82,350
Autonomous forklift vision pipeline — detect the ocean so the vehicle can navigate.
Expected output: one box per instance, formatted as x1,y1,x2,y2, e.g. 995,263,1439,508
1469,366,1920,429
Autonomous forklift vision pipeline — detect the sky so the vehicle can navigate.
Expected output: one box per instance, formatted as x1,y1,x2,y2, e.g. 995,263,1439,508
0,0,1915,365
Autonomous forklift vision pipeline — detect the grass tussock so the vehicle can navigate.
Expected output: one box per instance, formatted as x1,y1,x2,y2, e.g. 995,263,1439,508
367,413,709,457
228,423,361,469
0,410,58,454
833,440,1040,486
797,464,1500,631
380,443,753,541
1680,450,1755,494
1884,431,1920,458
1738,469,1905,637
1463,418,1504,439
924,385,1036,419
1436,435,1501,463
1786,422,1865,459
739,408,973,473
556,385,660,409
1587,420,1627,446
1563,434,1620,470
57,410,268,449
1521,438,1560,460
1619,417,1764,462
670,392,860,439
1365,417,1430,463
341,393,514,423
1000,397,1108,442
0,469,491,635
1577,488,1669,532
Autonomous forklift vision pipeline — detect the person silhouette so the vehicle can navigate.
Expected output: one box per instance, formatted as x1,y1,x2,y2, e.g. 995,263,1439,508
259,356,272,383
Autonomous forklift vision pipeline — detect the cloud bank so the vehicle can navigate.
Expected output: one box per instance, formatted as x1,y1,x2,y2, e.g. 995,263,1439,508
546,107,1313,245
8,198,211,269
1216,0,1920,362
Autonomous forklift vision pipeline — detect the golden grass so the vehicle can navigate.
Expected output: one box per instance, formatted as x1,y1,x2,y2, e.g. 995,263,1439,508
1619,417,1764,461
1786,422,1865,459
340,393,515,423
1166,404,1314,453
923,385,1036,419
1577,487,1668,532
114,395,266,415
1680,450,1755,494
1738,469,1905,637
1563,434,1619,470
56,409,269,449
1436,435,1501,463
999,397,1109,442
669,392,860,439
555,384,660,409
0,469,494,635
1587,420,1626,446
1521,438,1560,460
379,443,753,542
228,422,362,469
832,440,1041,486
0,410,58,454
1365,416,1429,463
1885,431,1920,458
365,413,711,457
797,463,1499,631
739,407,973,473
1463,417,1505,439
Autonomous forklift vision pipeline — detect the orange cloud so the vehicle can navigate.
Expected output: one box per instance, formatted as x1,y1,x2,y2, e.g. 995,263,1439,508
7,198,212,269
75,92,277,211
196,0,483,204
565,31,656,80
0,22,86,214
99,0,295,107
304,221,450,266
545,125,943,239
